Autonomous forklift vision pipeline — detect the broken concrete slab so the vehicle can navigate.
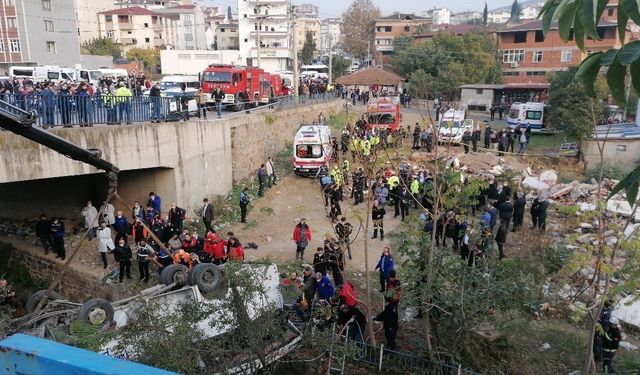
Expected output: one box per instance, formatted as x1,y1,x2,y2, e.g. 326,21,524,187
539,170,558,186
523,177,549,191
614,295,640,329
577,234,595,244
607,200,640,222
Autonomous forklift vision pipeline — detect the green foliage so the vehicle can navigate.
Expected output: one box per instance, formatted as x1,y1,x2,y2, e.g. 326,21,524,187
392,32,501,100
125,48,159,70
542,245,573,274
264,113,277,125
609,163,640,205
483,2,489,26
546,68,607,141
556,204,580,217
331,55,350,79
586,162,631,181
340,0,381,59
81,37,121,58
298,31,316,65
510,0,522,23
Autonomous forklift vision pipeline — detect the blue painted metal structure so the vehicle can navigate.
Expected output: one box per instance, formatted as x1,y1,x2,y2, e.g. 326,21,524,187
0,334,178,375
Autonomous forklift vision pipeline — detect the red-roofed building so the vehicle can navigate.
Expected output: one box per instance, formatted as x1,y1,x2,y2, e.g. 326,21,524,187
97,6,165,51
496,0,628,85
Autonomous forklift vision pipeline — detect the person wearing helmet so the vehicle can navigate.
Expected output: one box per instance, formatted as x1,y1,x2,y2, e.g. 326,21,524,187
601,316,621,374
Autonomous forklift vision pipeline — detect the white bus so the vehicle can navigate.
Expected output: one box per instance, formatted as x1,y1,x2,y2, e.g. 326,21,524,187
300,64,329,80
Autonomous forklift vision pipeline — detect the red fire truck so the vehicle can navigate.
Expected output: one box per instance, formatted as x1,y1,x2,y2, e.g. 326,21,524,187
201,64,282,111
365,97,401,132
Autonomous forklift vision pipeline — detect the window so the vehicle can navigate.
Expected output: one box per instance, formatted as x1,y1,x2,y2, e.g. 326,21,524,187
220,28,226,32
476,89,484,95
404,26,410,32
533,51,543,62
617,145,627,152
608,8,614,17
525,71,545,76
44,20,54,31
502,49,525,63
107,30,114,38
561,50,572,62
244,38,248,42
46,41,56,53
525,110,543,120
243,14,247,18
502,71,520,76
144,22,149,28
535,30,544,42
42,0,51,11
145,37,150,43
105,15,112,22
514,31,527,43
0,40,4,52
6,17,16,28
10,39,20,52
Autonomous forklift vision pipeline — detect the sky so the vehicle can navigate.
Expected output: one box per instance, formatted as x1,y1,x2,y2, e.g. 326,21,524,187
292,0,518,18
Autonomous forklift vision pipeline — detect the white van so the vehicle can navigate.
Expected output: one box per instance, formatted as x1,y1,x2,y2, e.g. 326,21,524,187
9,65,63,83
293,124,332,176
154,75,201,112
98,68,128,79
439,109,473,142
507,102,547,131
77,69,103,86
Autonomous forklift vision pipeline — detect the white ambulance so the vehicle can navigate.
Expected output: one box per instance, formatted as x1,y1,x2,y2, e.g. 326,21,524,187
293,124,332,177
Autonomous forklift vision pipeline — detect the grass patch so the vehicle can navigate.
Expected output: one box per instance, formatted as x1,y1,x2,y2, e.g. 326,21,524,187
260,207,274,215
527,133,574,151
327,111,353,131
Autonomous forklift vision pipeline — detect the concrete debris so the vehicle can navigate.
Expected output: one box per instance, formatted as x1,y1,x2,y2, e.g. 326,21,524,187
624,224,639,239
614,295,640,329
577,234,595,244
619,341,638,351
605,237,618,246
607,199,640,222
550,181,579,199
540,342,551,350
523,177,549,191
539,170,558,186
490,165,504,175
579,203,597,212
579,223,594,230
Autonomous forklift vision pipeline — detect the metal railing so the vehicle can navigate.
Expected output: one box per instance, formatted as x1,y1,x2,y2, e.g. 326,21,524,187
0,93,173,127
342,336,483,375
0,92,344,128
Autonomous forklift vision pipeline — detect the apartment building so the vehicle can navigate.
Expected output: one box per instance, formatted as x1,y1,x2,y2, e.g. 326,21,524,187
450,11,481,25
294,17,321,58
487,10,511,24
97,7,165,52
374,13,431,55
216,23,240,50
75,0,115,45
421,8,451,25
155,4,207,50
237,0,293,72
320,18,341,55
497,1,624,85
294,3,318,19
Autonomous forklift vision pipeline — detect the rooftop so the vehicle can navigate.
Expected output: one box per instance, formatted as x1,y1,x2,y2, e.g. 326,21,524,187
380,12,428,21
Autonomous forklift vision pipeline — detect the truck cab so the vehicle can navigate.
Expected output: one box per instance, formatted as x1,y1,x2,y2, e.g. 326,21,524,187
201,64,265,111
365,96,401,132
293,125,332,177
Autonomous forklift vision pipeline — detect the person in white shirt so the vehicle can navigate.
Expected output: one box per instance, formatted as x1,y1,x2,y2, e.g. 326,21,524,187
96,222,115,269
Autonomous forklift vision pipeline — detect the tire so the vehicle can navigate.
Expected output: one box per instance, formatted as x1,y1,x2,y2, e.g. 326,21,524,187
77,298,114,327
233,95,244,112
26,290,62,314
188,263,223,293
160,264,189,287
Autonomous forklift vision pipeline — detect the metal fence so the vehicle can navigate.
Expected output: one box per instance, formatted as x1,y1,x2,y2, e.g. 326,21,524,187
0,93,173,128
344,336,483,375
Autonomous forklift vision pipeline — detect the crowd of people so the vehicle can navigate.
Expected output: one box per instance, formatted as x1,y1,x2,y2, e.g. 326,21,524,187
35,192,246,283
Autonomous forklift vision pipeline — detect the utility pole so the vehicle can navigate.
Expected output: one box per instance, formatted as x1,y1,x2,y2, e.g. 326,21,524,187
367,40,371,67
328,33,333,83
292,6,298,98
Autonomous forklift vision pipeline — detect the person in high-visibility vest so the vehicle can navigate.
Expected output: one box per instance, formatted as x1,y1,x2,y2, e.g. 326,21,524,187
388,175,400,190
410,177,420,209
362,139,371,157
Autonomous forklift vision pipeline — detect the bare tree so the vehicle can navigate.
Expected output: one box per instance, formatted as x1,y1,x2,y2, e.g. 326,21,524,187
340,0,381,61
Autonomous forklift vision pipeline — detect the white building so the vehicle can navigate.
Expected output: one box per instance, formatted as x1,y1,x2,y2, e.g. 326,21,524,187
97,7,165,52
294,3,319,19
75,0,115,45
487,10,511,24
421,8,450,25
521,6,542,20
320,18,341,56
450,11,481,25
155,4,208,50
216,23,240,50
238,0,293,72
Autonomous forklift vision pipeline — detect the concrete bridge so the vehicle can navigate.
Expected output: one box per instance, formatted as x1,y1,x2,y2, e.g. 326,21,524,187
0,100,344,219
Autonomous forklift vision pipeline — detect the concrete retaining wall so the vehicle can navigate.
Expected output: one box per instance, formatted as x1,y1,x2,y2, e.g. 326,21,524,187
0,100,344,219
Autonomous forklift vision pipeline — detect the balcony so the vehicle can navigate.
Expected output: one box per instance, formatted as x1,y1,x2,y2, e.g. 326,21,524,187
120,38,136,45
248,13,288,20
249,47,292,59
250,30,287,38
118,22,134,30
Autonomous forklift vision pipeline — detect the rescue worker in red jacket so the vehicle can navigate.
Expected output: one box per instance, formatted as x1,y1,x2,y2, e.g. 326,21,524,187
293,218,311,261
204,232,226,264
227,236,245,262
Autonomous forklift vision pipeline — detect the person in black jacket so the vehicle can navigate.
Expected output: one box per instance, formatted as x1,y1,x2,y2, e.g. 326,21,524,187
534,195,550,231
313,247,327,275
412,123,421,149
202,198,214,234
398,187,411,221
212,87,225,118
113,239,132,283
484,125,493,149
498,199,514,229
149,82,162,123
495,220,508,259
35,215,52,255
371,200,387,240
601,316,622,374
512,191,526,231
472,127,481,153
461,130,472,154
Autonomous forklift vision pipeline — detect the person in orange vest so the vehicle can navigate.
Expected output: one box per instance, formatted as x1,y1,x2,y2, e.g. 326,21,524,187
173,249,192,269
204,232,226,264
131,218,148,243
